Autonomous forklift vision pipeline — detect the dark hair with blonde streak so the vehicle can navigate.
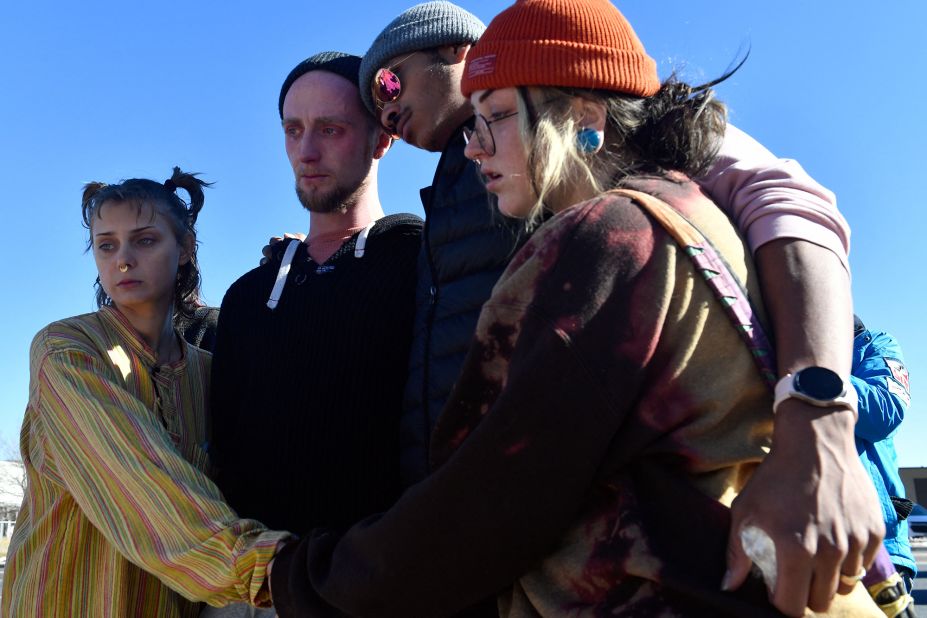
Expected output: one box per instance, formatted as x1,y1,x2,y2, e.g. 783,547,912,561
81,167,211,318
517,72,733,226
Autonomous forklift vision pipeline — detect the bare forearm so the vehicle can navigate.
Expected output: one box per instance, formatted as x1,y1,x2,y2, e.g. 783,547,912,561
755,238,852,378
727,239,884,615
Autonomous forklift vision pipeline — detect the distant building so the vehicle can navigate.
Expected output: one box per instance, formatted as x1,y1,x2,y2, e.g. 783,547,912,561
899,467,927,507
0,460,25,538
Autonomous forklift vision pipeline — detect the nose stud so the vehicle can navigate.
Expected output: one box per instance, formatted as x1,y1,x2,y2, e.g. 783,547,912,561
119,264,129,273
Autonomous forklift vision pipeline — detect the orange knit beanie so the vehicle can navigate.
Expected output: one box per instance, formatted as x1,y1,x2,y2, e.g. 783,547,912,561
461,0,660,98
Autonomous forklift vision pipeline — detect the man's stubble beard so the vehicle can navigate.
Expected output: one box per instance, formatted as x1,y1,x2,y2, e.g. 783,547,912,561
296,180,363,214
294,141,375,214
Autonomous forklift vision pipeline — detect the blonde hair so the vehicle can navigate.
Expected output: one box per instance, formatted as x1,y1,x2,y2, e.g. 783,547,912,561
517,87,603,227
514,77,727,227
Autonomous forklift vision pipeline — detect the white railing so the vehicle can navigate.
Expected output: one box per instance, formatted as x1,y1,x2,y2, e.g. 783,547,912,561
0,520,15,538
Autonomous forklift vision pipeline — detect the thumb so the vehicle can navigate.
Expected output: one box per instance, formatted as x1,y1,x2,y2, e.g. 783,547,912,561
722,524,752,592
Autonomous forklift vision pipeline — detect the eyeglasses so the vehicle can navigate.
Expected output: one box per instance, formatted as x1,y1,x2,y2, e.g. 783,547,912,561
462,111,519,157
370,52,419,112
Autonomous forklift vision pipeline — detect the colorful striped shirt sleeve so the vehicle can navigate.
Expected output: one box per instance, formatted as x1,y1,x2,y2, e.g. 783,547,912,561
28,326,289,607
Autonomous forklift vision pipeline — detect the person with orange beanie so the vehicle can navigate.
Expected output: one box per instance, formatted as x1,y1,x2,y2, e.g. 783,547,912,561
267,2,884,616
354,3,884,616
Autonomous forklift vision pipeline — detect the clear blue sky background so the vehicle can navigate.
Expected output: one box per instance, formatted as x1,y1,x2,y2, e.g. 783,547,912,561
1,1,924,466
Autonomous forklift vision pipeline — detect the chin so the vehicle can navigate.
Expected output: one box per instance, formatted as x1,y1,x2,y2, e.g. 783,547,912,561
111,295,151,310
497,197,532,219
406,132,429,151
412,127,446,153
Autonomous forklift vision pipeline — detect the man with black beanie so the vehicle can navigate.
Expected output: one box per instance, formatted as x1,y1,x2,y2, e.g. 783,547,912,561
203,51,422,617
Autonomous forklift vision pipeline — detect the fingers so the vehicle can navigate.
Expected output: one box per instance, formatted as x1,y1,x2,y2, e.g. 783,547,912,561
773,534,869,615
261,236,284,265
835,535,864,598
835,566,865,598
722,524,753,593
860,524,883,572
724,519,877,617
769,542,816,617
805,543,846,612
260,233,306,266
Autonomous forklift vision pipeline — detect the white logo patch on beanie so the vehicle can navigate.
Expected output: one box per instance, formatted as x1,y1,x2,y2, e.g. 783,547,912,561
468,54,496,78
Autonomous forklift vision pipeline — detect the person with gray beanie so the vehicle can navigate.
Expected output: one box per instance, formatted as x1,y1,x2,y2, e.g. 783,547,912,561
361,0,529,495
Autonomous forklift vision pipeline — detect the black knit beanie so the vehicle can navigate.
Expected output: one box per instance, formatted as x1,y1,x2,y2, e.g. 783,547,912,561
278,51,362,118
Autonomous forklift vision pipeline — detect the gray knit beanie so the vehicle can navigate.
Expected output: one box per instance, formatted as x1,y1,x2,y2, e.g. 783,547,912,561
279,51,362,118
359,1,486,114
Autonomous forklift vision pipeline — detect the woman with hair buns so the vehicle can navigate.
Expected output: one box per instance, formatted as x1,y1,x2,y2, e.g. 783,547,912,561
2,168,290,617
268,2,884,617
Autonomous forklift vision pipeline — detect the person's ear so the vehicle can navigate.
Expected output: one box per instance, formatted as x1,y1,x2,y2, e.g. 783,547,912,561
574,97,607,133
439,43,470,64
372,129,393,160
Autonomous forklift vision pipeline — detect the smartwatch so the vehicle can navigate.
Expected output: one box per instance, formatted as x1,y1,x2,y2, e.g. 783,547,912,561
773,367,856,414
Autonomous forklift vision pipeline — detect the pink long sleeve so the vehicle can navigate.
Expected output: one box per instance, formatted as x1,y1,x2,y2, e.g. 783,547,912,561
697,124,850,271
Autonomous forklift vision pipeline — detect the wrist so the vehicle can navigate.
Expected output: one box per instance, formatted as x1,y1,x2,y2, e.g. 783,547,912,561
771,398,857,450
772,367,857,419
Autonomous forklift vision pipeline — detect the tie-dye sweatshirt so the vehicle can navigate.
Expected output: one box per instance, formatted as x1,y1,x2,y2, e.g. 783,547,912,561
271,176,879,618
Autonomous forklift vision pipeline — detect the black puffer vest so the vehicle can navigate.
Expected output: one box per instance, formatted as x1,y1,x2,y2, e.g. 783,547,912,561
400,124,527,486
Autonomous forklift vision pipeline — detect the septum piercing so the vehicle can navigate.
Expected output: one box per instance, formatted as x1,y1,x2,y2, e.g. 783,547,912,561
119,264,129,273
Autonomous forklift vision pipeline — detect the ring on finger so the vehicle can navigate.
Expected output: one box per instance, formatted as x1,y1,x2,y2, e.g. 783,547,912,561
838,566,866,586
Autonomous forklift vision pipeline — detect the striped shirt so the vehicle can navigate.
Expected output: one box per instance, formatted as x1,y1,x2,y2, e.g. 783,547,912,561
2,306,290,617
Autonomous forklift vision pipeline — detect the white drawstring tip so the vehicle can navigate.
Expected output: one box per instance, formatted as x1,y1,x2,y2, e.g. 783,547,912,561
267,239,301,310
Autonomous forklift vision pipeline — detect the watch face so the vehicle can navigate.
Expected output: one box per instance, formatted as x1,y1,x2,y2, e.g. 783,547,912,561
794,367,845,400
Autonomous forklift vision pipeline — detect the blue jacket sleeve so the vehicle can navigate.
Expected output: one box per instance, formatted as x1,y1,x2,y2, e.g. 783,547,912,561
851,331,910,442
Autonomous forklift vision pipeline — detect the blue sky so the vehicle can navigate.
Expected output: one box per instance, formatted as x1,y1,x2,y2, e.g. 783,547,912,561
1,1,924,466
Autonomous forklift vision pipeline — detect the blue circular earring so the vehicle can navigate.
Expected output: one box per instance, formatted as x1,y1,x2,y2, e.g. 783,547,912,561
576,127,604,153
